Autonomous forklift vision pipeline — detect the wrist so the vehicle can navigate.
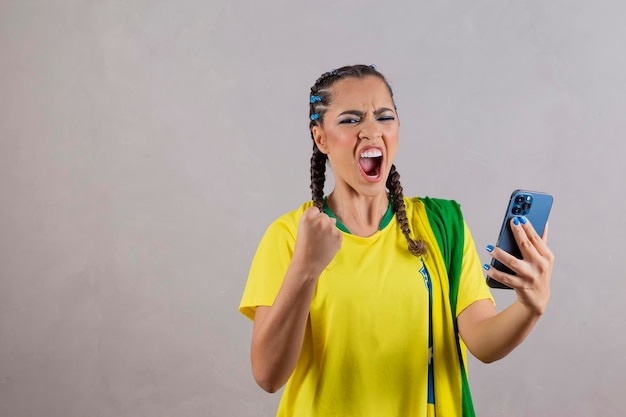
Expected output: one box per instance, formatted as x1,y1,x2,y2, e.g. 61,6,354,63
514,297,546,318
288,255,324,284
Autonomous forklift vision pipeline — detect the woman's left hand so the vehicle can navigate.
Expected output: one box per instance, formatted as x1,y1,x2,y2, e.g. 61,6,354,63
487,216,555,315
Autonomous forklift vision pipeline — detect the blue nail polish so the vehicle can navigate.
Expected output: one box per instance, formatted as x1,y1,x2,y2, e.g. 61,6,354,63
486,245,494,252
513,217,520,226
520,216,527,225
483,264,491,270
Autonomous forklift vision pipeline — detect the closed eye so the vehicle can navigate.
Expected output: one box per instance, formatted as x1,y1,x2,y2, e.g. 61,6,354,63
338,117,360,124
377,115,396,122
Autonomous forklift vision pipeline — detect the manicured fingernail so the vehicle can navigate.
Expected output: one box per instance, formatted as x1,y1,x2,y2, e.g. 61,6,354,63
520,216,527,224
483,264,491,270
513,217,520,226
486,245,494,252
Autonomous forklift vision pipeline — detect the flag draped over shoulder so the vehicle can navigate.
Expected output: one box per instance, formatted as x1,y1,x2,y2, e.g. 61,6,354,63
419,197,477,417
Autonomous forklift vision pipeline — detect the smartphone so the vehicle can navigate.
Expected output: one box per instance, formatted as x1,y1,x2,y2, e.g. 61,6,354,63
487,190,553,289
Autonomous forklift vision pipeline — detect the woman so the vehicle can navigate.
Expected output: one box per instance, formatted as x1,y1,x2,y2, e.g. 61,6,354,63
239,65,553,417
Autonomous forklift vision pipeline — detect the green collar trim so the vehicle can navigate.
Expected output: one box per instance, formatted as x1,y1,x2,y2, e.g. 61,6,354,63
322,196,394,235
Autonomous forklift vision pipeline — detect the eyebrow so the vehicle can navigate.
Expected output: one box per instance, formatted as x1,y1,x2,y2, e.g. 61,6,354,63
337,107,396,117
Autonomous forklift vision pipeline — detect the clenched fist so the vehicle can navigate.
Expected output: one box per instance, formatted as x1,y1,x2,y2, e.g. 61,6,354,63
292,206,343,278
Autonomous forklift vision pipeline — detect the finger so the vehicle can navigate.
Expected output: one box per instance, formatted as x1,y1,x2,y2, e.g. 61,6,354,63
303,206,332,224
508,216,540,261
483,263,529,290
488,245,533,278
302,206,320,219
518,216,552,258
542,221,549,243
322,216,338,233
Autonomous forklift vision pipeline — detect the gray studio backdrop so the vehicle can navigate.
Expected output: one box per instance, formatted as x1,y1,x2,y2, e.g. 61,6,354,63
1,1,624,416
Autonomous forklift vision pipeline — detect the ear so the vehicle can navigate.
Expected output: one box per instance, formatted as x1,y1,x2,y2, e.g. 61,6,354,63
312,126,329,154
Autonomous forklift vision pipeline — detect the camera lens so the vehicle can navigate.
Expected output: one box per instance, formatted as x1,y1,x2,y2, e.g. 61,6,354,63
512,207,521,215
515,196,525,204
522,202,531,211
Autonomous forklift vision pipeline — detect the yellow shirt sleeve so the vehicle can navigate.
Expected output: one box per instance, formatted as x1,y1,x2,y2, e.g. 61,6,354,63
455,221,495,316
238,205,305,321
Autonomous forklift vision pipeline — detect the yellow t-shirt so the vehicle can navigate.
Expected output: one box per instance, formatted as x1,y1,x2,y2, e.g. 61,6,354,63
239,197,493,417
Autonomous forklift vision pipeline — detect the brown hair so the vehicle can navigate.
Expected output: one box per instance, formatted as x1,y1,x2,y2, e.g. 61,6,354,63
308,65,425,257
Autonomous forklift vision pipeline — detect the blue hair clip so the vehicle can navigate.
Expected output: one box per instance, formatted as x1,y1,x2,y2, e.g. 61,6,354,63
369,64,377,70
310,95,322,103
310,113,319,121
329,69,338,76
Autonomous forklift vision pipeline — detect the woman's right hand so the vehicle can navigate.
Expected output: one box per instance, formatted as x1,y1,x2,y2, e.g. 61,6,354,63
292,206,343,277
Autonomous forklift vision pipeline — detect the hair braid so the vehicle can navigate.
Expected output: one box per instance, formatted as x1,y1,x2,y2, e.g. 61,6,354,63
387,164,426,257
310,143,327,211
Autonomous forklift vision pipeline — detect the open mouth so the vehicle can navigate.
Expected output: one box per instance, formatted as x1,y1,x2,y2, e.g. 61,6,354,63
358,149,383,179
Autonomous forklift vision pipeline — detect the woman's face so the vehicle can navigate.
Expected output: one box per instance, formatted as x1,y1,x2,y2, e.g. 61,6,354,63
312,75,399,198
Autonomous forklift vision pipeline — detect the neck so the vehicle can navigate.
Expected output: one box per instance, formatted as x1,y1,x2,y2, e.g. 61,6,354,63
326,189,390,237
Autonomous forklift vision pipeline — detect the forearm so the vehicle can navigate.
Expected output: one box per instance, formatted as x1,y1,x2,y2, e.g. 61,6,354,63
250,260,320,392
468,215,554,363
464,300,542,363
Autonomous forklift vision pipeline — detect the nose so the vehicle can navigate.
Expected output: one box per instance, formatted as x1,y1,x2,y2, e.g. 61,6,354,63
358,119,382,141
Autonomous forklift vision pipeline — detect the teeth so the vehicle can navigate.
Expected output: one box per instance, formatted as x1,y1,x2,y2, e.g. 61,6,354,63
360,149,382,158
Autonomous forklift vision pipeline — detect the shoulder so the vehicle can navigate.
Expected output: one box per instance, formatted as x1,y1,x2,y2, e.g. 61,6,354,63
403,196,463,221
263,201,315,238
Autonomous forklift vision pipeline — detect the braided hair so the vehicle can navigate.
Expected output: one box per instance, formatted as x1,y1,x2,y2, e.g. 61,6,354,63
308,65,425,257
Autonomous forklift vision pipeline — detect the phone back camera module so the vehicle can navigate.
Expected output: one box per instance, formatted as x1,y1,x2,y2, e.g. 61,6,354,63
511,194,533,216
